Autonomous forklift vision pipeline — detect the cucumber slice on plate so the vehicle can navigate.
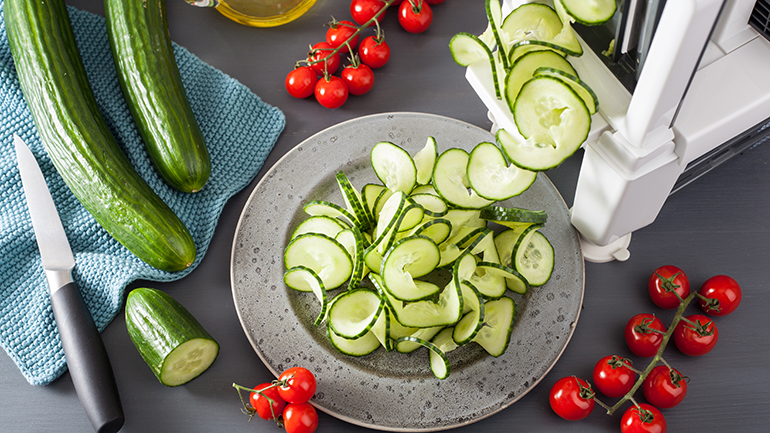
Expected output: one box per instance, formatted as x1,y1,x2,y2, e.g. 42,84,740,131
395,333,453,380
480,205,548,226
291,215,347,240
335,226,368,288
371,141,417,193
336,171,372,231
472,296,516,357
371,273,462,329
432,148,494,209
499,75,591,171
467,141,536,201
327,324,381,357
476,261,530,295
512,226,555,287
558,0,617,26
303,200,357,227
534,66,599,114
327,288,383,339
380,235,442,301
505,49,578,112
125,288,219,387
453,282,485,345
284,232,353,290
284,265,329,326
413,136,438,185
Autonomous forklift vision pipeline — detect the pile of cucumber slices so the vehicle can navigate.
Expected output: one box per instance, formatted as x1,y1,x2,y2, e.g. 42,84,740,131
283,138,555,379
450,0,616,171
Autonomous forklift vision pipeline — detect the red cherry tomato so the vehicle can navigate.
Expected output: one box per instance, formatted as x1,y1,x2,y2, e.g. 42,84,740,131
624,313,666,358
620,403,667,433
398,0,433,34
308,42,340,76
359,36,391,69
277,367,318,403
699,275,742,316
341,63,375,96
673,314,718,356
648,265,690,309
549,376,595,421
642,365,688,409
326,20,359,53
283,402,319,433
350,0,387,27
249,383,286,421
592,355,636,398
314,75,348,109
285,66,318,99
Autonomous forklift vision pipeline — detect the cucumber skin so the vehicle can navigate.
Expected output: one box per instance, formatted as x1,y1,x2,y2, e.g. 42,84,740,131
104,0,211,193
125,288,219,386
5,0,196,272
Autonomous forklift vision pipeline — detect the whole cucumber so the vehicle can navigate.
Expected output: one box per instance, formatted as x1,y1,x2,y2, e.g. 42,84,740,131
104,0,211,193
5,0,197,272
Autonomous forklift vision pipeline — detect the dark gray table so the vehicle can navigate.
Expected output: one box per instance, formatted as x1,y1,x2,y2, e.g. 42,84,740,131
2,1,768,432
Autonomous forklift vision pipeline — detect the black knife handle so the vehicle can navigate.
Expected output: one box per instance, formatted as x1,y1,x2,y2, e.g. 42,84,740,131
50,282,125,433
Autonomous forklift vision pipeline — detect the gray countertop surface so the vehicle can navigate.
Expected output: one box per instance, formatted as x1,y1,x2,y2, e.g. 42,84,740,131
2,1,769,432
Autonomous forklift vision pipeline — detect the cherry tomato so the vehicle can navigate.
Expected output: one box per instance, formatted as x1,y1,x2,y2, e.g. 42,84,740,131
398,0,433,34
283,402,319,433
648,265,690,309
620,403,667,433
277,367,318,403
326,20,359,53
699,275,742,316
673,314,718,356
350,0,387,27
642,365,688,409
549,376,595,421
285,66,318,99
248,383,286,421
341,63,375,96
307,42,340,76
359,36,391,69
592,355,636,398
624,313,666,358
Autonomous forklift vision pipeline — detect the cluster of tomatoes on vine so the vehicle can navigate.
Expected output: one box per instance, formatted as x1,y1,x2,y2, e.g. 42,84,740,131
549,266,742,433
285,0,445,109
233,366,319,433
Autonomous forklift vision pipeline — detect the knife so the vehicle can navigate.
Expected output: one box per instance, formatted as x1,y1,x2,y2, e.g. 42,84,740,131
14,134,125,433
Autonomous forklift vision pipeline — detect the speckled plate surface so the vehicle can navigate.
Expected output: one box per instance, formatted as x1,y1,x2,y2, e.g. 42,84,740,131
230,112,585,431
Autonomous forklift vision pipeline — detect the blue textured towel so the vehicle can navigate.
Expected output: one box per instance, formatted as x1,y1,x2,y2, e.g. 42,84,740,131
0,3,285,385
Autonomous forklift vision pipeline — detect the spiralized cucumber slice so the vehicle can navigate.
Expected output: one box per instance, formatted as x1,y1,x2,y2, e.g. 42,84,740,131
393,325,444,353
513,227,555,287
327,324,381,357
505,49,578,112
449,32,502,99
484,0,509,70
558,0,617,26
335,226,368,288
453,282,485,345
328,288,383,339
404,218,452,245
467,141,537,201
371,141,417,193
413,136,438,185
361,183,387,220
336,171,372,231
372,273,462,329
472,296,516,357
291,215,347,240
284,233,353,290
432,148,494,209
480,205,548,226
283,265,329,326
509,40,568,64
534,66,599,114
395,334,453,380
409,193,448,217
381,235,442,301
303,200,356,227
477,261,530,295
502,3,563,45
372,191,407,253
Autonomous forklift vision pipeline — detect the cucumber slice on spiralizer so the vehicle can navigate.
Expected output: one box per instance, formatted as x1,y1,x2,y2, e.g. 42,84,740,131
449,32,502,99
534,66,599,114
371,141,417,194
284,266,329,326
467,141,537,201
509,39,568,64
484,0,509,70
432,148,494,209
558,0,617,26
501,2,582,57
125,288,219,387
505,49,578,112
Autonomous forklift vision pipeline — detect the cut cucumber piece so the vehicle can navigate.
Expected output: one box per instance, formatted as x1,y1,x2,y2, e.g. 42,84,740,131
303,200,356,227
328,288,383,339
477,261,530,295
505,49,577,112
467,141,537,201
513,227,554,286
284,233,353,290
362,183,387,221
509,39,568,64
472,296,516,357
372,273,462,329
469,262,508,299
413,136,438,185
405,218,452,245
534,66,599,114
336,171,372,231
484,0,509,70
125,288,219,387
410,193,448,217
381,235,442,301
558,0,617,26
432,148,494,209
395,334,452,380
283,266,329,326
453,282,485,345
291,215,347,240
371,141,417,193
501,2,582,56
327,324,381,357
480,205,548,226
335,226,368,288
372,191,407,253
393,325,444,353
449,32,502,99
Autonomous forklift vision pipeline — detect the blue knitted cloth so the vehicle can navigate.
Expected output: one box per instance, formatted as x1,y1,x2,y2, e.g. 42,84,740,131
0,3,285,385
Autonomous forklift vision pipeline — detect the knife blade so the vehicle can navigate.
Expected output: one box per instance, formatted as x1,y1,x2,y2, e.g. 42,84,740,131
14,134,125,433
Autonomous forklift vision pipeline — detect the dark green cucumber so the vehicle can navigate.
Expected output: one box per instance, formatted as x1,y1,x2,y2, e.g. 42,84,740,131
104,0,211,193
125,288,219,387
5,0,196,272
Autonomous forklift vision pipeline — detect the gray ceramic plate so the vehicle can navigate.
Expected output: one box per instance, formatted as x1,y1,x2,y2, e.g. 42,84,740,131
231,112,584,431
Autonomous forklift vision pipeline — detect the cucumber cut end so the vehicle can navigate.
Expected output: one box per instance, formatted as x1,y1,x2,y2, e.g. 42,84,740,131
160,338,219,387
